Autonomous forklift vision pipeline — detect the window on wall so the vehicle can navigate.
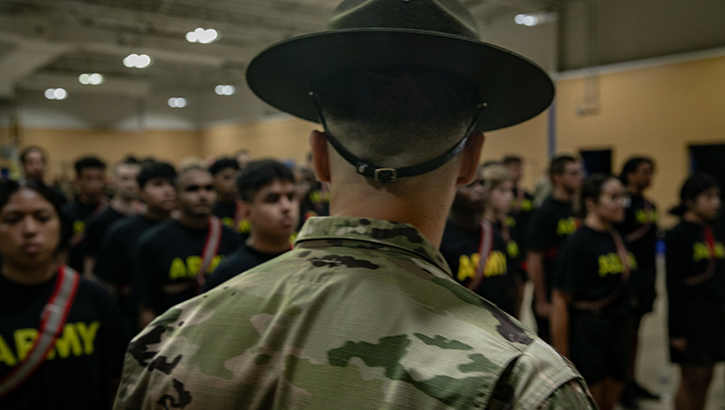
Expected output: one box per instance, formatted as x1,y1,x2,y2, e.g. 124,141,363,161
579,149,612,176
690,144,725,190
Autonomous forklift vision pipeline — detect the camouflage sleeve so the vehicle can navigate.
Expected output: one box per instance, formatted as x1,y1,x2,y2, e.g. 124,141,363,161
535,379,597,409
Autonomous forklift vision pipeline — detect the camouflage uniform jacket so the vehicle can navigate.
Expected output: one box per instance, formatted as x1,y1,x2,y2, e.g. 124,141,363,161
114,216,595,410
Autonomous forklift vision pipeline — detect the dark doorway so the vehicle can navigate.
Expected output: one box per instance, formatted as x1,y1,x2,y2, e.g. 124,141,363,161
580,149,612,175
690,144,725,190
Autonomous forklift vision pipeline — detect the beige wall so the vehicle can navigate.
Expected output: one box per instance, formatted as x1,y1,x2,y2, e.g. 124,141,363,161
20,128,203,178
557,55,725,227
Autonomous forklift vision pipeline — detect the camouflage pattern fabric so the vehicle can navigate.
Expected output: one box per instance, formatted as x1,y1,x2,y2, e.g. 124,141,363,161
114,216,595,409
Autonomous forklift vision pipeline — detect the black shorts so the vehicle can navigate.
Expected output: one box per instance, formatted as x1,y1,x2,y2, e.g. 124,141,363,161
569,311,628,385
669,299,725,366
632,264,657,316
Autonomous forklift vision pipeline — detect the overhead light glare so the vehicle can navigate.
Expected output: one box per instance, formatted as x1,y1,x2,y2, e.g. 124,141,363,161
214,85,235,96
45,88,67,100
124,53,152,68
168,97,187,108
186,27,219,44
79,73,104,85
514,11,557,27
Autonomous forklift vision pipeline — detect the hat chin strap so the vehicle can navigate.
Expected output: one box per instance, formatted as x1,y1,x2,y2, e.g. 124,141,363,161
310,92,484,183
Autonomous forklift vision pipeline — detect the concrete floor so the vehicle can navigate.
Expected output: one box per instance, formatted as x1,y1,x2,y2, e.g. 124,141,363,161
519,255,725,410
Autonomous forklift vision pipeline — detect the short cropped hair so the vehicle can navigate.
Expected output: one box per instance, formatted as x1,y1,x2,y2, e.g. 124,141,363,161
74,156,106,176
209,158,240,176
137,161,177,188
548,155,577,176
502,155,522,166
236,159,296,203
20,146,48,164
318,67,481,168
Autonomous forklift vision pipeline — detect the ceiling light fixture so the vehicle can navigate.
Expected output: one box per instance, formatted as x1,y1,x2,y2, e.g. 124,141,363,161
186,28,219,44
45,88,67,100
214,85,235,96
514,12,558,27
123,54,152,68
79,73,104,85
168,97,187,108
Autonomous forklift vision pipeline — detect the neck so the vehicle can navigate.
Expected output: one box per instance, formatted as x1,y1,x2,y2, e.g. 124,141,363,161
684,211,706,226
143,207,172,222
78,194,100,206
2,260,57,286
628,185,644,196
246,231,290,254
585,213,610,232
483,207,503,224
177,212,210,230
552,186,573,203
111,196,138,215
450,211,482,231
329,174,458,247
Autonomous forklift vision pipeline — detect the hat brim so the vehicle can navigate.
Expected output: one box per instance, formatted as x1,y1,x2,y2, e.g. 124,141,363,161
246,28,555,132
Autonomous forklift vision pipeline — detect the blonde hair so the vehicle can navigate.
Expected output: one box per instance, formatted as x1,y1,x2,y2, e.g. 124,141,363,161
481,163,511,193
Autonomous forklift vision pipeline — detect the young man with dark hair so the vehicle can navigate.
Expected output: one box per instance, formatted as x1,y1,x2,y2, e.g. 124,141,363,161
94,161,177,330
116,1,594,407
20,146,48,182
203,159,299,291
615,156,661,407
133,166,241,328
62,156,107,274
208,157,247,235
527,154,584,342
83,158,141,275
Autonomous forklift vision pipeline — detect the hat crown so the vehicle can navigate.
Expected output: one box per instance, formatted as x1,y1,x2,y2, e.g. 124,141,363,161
327,0,480,39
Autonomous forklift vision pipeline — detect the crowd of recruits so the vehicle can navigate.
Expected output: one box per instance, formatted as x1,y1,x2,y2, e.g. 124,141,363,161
443,154,725,410
0,147,322,408
1,143,723,410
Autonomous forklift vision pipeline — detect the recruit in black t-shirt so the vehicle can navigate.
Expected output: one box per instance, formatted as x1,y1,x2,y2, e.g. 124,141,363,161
134,219,242,314
526,196,578,300
614,194,658,267
555,226,636,317
665,221,725,338
202,244,287,292
83,205,129,260
62,201,104,273
0,271,129,410
507,188,535,255
440,220,520,317
213,201,250,239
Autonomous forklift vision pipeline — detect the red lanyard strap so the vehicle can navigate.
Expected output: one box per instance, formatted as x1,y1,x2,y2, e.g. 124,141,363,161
195,216,223,292
684,225,718,286
467,220,494,291
0,266,80,398
574,230,631,312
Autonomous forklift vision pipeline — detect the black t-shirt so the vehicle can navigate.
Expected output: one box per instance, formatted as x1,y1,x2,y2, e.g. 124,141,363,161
0,271,129,410
440,220,519,316
84,205,129,259
665,221,725,337
62,201,105,272
508,188,535,254
202,244,287,292
526,196,578,300
614,194,658,268
134,219,242,314
213,201,250,239
555,226,636,317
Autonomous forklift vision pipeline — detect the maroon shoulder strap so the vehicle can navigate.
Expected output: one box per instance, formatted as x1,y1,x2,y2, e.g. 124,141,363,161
194,216,223,292
0,266,80,398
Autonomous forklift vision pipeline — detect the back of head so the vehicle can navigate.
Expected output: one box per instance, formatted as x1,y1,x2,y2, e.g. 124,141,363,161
237,159,296,203
319,67,481,169
137,161,177,188
74,156,106,176
669,172,720,217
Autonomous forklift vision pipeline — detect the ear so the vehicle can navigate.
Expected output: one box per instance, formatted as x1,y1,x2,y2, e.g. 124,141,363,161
237,199,252,220
456,131,485,185
309,130,331,183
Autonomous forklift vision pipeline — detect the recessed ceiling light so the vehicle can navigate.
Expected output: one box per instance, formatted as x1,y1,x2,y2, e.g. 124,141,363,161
79,73,104,85
123,54,152,68
214,85,235,96
45,88,67,100
168,97,187,108
186,28,219,44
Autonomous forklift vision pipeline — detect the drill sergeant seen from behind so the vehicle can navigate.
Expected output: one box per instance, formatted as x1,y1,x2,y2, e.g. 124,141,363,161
114,0,596,408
